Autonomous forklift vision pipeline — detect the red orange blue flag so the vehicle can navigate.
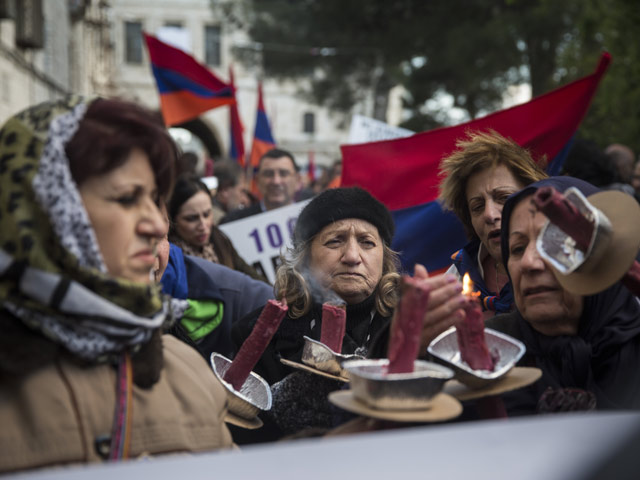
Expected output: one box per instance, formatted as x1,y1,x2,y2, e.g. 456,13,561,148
248,82,276,195
341,52,611,274
228,65,246,165
249,82,276,168
143,33,235,126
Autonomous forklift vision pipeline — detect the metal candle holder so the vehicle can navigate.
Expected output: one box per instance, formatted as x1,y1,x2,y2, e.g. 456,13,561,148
428,327,525,389
342,358,454,410
301,336,363,379
210,353,272,420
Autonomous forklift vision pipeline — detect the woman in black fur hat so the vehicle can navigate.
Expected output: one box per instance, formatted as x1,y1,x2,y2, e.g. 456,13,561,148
231,186,466,442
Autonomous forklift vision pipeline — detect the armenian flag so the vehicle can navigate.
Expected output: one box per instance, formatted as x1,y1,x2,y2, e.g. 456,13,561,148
143,33,235,126
248,82,276,195
228,65,246,165
341,52,611,274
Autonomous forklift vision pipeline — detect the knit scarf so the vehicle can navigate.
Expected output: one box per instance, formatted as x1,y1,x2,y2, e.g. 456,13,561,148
451,239,514,313
0,96,185,361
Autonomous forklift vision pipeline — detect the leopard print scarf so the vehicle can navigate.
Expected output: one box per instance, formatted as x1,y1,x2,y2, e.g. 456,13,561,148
170,235,220,264
0,96,185,361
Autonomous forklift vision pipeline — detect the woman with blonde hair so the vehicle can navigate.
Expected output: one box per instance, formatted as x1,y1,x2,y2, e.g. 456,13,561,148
439,130,547,315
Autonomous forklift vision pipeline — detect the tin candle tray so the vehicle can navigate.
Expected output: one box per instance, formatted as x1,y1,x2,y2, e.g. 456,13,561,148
342,358,454,410
301,336,363,379
427,327,525,389
210,352,272,420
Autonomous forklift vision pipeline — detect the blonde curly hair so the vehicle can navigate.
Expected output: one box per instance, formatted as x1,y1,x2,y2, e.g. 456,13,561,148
438,130,547,239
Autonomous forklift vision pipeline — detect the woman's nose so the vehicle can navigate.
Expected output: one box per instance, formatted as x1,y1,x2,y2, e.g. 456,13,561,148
138,202,167,239
521,243,545,271
341,238,361,264
484,200,501,224
197,215,211,231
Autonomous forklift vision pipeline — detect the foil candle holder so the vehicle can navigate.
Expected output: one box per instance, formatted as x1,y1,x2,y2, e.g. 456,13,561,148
211,353,272,420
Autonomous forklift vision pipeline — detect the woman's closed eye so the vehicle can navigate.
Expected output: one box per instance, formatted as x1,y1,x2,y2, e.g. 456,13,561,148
183,214,200,223
509,243,526,257
496,193,511,204
359,237,376,248
114,187,142,207
324,237,342,247
469,201,484,214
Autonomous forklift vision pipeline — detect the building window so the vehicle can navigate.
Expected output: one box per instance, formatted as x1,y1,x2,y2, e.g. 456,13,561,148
125,21,143,64
303,112,315,134
165,21,182,28
204,25,221,66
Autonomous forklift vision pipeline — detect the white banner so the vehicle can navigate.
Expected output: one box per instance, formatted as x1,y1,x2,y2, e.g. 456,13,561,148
218,200,311,284
347,114,413,144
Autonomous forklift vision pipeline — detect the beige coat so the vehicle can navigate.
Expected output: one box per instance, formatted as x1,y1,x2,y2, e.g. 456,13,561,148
0,335,234,473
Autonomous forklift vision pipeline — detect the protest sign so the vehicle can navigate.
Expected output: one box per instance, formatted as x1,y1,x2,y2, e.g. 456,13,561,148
347,114,413,144
219,200,311,284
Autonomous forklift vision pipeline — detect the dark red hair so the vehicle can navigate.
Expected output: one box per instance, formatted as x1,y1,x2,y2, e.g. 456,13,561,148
65,98,177,198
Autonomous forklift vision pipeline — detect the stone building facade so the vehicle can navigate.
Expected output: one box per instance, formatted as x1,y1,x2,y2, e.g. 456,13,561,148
0,0,388,172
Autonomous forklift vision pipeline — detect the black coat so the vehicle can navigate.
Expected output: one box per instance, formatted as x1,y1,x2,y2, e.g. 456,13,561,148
487,281,640,414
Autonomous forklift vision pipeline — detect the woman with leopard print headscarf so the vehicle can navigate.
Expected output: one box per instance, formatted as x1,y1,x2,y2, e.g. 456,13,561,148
0,97,233,473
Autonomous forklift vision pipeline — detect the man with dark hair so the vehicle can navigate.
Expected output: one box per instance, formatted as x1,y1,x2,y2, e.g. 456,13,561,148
211,160,249,224
605,143,635,185
220,148,301,224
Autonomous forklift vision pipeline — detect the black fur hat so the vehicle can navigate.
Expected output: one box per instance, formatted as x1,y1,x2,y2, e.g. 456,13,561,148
294,187,394,246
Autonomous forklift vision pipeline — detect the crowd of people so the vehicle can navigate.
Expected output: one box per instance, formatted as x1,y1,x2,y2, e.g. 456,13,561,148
1,94,640,474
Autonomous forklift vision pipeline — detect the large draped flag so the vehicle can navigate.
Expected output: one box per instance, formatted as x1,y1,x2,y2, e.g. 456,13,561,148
341,52,611,274
143,33,235,126
228,65,246,165
248,82,276,195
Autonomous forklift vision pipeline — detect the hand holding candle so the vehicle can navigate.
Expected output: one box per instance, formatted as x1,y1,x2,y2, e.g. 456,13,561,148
456,274,496,371
223,299,288,391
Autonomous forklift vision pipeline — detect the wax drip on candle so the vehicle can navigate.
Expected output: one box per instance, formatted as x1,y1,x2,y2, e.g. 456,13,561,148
320,302,347,353
223,299,288,391
387,275,431,374
456,273,496,371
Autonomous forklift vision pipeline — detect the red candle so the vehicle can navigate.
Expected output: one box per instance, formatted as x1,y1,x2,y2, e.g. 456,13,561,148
387,275,431,374
223,299,288,390
456,274,495,371
532,186,593,251
320,302,347,353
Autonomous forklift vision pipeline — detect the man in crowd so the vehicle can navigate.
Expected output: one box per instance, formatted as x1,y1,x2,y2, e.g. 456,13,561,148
220,148,301,223
605,143,635,185
211,160,250,224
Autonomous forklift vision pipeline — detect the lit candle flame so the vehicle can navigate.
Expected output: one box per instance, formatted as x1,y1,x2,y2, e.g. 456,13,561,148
462,273,480,297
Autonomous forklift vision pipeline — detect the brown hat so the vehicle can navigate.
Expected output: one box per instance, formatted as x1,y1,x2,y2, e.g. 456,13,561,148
551,190,640,295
